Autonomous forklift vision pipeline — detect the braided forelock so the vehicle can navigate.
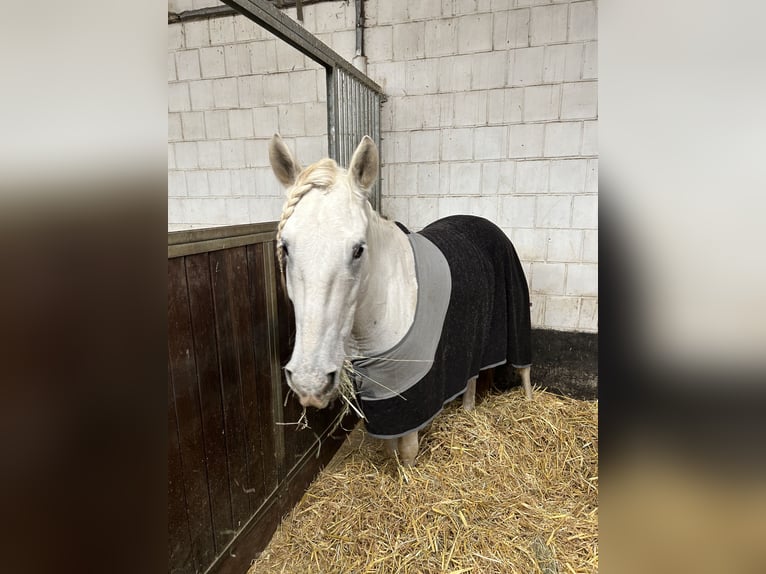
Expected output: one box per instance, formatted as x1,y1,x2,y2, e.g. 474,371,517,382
276,158,340,274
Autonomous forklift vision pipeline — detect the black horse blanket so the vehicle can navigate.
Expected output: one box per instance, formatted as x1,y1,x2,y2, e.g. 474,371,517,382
351,215,531,439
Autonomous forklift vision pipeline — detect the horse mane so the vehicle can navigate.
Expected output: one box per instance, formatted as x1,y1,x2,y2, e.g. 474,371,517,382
276,158,342,273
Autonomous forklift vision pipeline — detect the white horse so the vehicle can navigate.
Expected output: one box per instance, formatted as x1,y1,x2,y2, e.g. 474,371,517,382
269,134,532,466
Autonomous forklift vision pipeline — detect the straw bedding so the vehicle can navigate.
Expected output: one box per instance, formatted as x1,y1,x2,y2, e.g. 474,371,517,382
249,389,598,573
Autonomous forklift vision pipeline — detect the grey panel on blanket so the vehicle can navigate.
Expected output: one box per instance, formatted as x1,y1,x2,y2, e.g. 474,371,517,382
355,215,532,439
353,233,452,400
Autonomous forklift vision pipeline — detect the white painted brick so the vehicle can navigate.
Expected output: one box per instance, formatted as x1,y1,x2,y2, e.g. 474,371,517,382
410,0,442,21
543,122,582,157
546,229,582,262
369,61,407,96
209,16,235,45
449,163,482,195
383,197,410,222
168,53,177,82
183,20,209,48
411,131,440,162
487,88,524,124
296,136,328,164
493,8,530,50
543,43,583,83
275,40,305,72
475,126,506,159
441,128,474,161
197,141,221,169
277,104,306,137
168,24,184,51
365,26,393,62
438,196,472,219
224,44,251,77
244,139,270,168
316,70,327,102
186,171,209,196
169,113,183,142
189,80,214,110
509,123,544,158
380,99,394,131
578,298,598,331
516,159,550,193
168,144,176,170
561,81,597,119
438,55,473,93
425,18,458,58
498,195,536,228
581,120,597,156
530,4,568,46
204,110,230,139
436,94,454,127
585,158,598,194
544,296,580,330
314,1,353,32
289,70,318,103
224,198,250,223
458,14,492,54
168,198,186,224
181,111,205,140
531,262,566,293
572,195,597,228
582,41,597,80
410,197,439,229
199,46,225,78
253,107,279,137
382,132,409,163
212,78,238,109
406,60,439,95
523,84,561,121
221,140,245,169
511,47,544,86
491,0,514,10
174,142,198,169
263,74,289,106
304,101,327,136
566,263,598,296
529,292,545,327
417,164,442,194
455,0,479,15
208,171,231,196
471,52,508,90
168,171,186,197
234,15,262,42
250,197,284,223
511,228,547,261
393,22,425,60
236,77,262,108
537,195,571,228
550,159,587,193
482,160,515,193
250,40,278,74
394,96,431,130
176,50,201,81
569,1,597,42
582,230,597,262
466,196,499,221
229,109,255,139
331,30,356,62
391,164,419,196
453,91,487,127
253,167,279,196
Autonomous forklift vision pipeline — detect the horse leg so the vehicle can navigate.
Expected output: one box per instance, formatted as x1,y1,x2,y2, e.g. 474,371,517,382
462,377,477,411
383,438,398,458
517,366,533,400
399,430,419,466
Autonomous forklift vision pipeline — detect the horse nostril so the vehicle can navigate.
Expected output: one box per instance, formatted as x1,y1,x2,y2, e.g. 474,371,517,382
321,371,337,395
284,368,294,388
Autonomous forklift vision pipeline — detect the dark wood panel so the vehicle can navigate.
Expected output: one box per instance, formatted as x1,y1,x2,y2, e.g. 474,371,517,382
209,249,254,529
168,357,195,574
185,253,234,553
247,243,279,493
168,257,216,569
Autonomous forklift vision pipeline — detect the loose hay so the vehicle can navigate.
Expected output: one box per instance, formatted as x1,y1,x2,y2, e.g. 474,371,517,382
249,390,598,574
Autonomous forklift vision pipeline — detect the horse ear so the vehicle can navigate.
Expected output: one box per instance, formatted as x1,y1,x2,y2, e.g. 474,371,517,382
348,136,379,194
269,134,301,188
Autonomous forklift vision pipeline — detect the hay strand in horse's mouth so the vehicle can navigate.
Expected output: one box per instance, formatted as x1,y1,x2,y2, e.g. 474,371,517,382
250,390,598,573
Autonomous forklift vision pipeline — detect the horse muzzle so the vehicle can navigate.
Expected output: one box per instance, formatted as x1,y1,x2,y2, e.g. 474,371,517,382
285,368,338,410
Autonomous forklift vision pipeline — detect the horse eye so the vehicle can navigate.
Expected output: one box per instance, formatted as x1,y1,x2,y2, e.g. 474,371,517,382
352,244,365,260
281,243,289,257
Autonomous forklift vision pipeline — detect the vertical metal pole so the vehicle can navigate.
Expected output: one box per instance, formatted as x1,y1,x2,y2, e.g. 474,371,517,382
327,66,339,162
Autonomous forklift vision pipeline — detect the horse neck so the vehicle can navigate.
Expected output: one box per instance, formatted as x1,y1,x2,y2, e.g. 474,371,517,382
350,210,417,356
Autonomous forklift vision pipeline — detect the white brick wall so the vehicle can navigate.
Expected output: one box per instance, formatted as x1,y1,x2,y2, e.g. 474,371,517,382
167,1,598,332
